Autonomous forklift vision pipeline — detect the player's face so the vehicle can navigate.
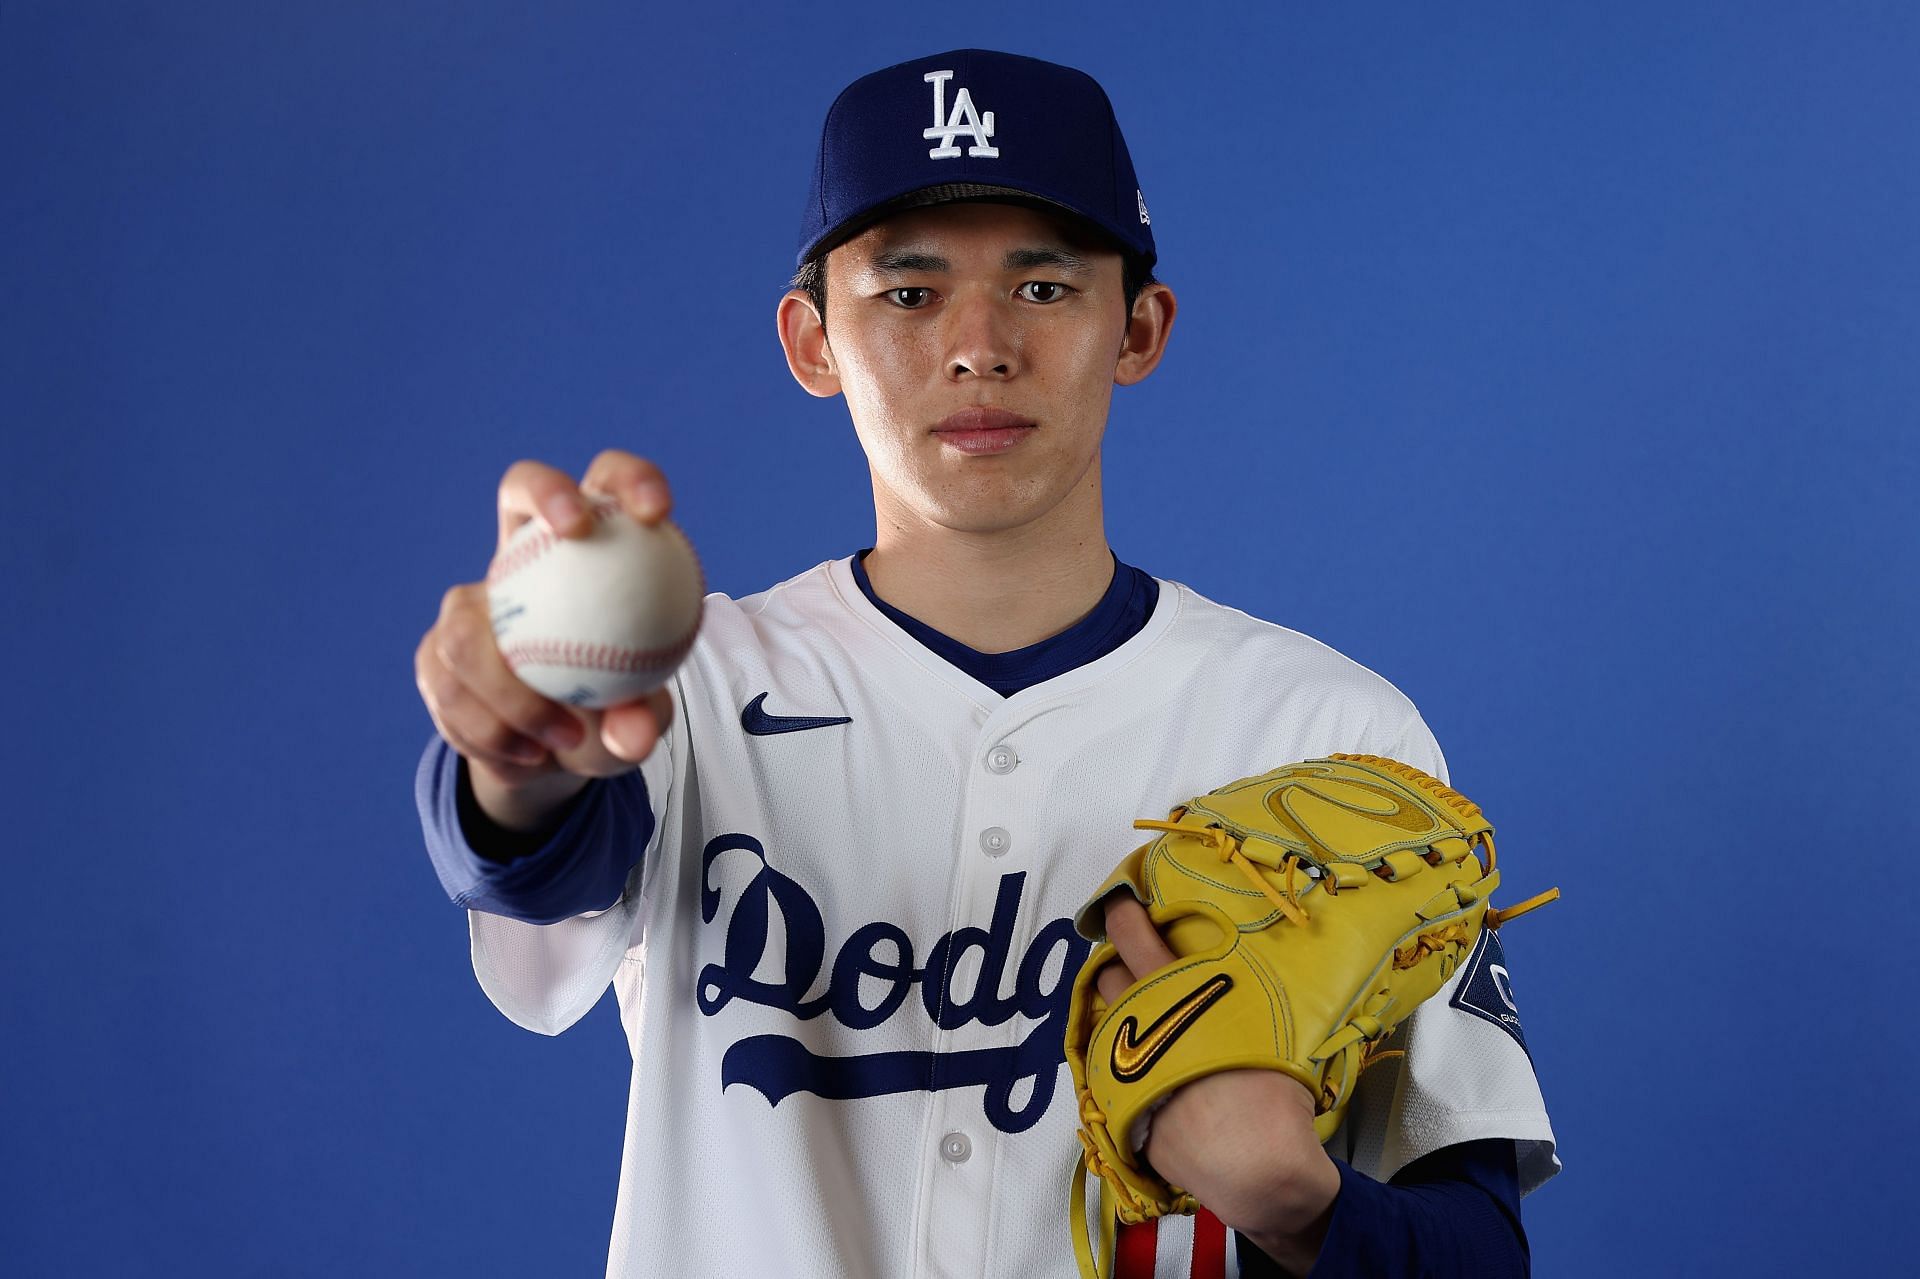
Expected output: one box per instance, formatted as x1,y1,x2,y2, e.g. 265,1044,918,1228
781,202,1172,538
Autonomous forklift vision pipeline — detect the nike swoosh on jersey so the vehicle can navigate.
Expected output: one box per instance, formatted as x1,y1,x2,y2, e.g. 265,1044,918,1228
1110,973,1234,1083
740,691,853,736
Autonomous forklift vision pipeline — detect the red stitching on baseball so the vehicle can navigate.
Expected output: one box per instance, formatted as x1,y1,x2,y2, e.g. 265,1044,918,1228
486,495,623,585
500,619,700,676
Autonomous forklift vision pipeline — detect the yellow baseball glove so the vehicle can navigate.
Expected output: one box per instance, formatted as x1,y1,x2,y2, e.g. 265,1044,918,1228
1063,755,1558,1277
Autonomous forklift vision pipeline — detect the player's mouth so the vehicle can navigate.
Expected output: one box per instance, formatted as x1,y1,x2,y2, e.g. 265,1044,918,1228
931,407,1037,455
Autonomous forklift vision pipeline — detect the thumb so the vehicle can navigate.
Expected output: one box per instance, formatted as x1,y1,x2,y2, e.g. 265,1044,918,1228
601,688,675,762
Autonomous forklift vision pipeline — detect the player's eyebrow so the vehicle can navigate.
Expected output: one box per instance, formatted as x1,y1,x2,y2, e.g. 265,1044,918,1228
1003,246,1091,274
862,246,1093,275
868,250,951,274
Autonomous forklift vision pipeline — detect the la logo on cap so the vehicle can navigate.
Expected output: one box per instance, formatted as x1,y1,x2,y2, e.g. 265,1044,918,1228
922,69,999,159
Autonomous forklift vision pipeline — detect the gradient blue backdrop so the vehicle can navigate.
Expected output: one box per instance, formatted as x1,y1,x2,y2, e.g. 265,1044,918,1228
5,3,1915,1275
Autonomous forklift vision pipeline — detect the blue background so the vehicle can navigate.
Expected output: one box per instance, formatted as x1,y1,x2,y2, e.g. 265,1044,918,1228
5,2,1915,1274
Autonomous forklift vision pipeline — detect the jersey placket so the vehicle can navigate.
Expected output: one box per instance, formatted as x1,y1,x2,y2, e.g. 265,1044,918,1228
909,706,1050,1278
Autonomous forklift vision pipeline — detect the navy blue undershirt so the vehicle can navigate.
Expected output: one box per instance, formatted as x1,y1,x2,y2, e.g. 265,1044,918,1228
420,551,1531,1276
851,549,1158,696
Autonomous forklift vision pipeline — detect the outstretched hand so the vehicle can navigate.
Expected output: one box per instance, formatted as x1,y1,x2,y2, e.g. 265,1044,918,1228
1096,894,1343,1272
414,450,680,832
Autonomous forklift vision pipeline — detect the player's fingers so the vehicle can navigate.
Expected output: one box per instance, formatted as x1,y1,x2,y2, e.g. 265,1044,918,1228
598,687,675,762
1103,895,1178,982
1095,956,1137,1007
416,628,552,776
420,639,565,775
498,458,594,547
580,448,673,526
431,584,590,755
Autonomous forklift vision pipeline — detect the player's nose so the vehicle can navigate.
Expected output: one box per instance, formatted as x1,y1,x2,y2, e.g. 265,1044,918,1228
942,293,1017,381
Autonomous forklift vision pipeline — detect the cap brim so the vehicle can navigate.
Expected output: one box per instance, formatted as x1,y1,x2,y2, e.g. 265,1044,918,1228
803,183,1141,265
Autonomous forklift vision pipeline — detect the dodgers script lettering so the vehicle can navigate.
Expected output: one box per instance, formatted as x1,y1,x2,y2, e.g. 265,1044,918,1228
696,833,1090,1133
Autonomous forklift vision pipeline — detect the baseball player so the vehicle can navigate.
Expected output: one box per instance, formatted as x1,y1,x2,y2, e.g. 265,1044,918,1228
414,49,1558,1278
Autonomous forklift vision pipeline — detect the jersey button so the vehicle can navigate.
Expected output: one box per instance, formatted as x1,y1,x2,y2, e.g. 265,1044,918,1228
940,1131,972,1163
986,745,1019,774
979,826,1011,857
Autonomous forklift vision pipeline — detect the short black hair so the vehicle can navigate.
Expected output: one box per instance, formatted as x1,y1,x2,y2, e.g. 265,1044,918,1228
789,250,1158,329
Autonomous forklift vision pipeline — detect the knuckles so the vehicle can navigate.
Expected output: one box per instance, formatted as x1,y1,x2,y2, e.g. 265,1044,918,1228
587,447,633,476
586,447,657,481
413,631,444,691
436,606,490,672
584,449,670,508
498,458,551,507
476,718,532,758
437,581,486,626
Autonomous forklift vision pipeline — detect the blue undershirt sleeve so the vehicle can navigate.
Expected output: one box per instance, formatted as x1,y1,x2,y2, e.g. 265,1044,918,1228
413,735,656,925
1235,1138,1528,1278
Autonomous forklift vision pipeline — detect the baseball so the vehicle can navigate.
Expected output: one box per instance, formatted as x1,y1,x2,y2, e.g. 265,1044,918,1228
487,494,705,709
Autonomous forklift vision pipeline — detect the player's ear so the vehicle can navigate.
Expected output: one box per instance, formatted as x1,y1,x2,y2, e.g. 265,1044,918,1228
778,290,840,398
1113,283,1176,387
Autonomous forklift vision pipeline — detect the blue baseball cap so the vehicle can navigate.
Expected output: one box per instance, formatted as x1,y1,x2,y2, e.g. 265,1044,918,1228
797,49,1155,269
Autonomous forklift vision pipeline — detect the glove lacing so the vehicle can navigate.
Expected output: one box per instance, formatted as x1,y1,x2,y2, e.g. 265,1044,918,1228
1131,817,1313,927
1330,754,1560,928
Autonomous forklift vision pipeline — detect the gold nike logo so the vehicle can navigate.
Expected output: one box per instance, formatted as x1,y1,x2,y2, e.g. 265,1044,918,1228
1110,973,1234,1083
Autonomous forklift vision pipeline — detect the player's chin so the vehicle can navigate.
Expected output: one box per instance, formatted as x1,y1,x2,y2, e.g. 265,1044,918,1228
925,493,1054,536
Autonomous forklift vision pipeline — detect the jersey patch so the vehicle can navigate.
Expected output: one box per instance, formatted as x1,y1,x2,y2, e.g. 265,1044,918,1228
1448,929,1532,1058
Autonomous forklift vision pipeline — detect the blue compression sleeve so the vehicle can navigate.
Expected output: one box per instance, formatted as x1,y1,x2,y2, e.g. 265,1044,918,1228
414,735,655,925
1236,1139,1528,1278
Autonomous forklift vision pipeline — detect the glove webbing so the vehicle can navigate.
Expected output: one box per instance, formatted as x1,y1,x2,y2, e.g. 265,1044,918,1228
1328,754,1562,927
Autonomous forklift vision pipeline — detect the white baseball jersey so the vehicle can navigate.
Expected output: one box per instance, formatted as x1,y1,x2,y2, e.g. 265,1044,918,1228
463,557,1559,1278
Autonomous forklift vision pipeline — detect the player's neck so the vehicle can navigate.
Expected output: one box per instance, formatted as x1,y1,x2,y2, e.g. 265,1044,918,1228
863,480,1114,655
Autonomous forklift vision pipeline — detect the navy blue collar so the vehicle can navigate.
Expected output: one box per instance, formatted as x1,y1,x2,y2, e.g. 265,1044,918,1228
851,551,1159,697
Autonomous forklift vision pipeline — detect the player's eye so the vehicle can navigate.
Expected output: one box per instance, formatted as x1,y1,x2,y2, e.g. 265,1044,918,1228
1017,281,1070,303
887,287,935,309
